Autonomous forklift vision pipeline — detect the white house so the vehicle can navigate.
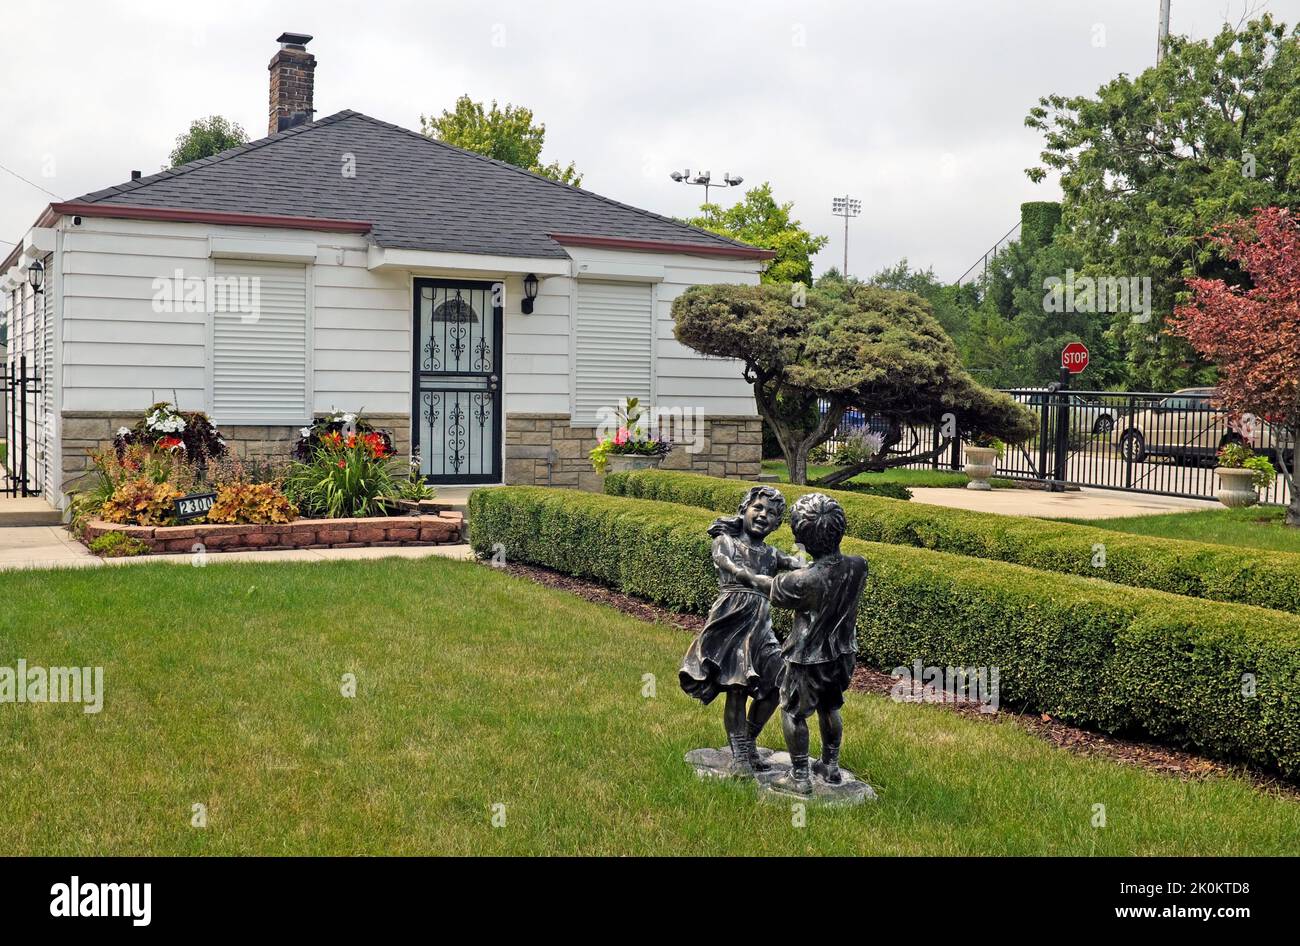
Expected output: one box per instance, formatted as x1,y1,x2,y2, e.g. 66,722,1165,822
1,33,769,511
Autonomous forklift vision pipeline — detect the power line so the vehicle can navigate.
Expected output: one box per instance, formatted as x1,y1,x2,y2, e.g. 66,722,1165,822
0,159,63,200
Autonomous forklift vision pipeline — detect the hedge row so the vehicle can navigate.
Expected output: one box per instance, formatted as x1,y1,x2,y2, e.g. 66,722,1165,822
606,469,1300,616
469,486,1300,776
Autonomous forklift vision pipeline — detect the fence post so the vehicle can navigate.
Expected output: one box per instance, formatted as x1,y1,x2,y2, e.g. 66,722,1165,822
1035,392,1050,483
1051,366,1070,492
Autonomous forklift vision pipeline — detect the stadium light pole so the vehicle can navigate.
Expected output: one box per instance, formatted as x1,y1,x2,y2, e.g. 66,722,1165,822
831,195,862,277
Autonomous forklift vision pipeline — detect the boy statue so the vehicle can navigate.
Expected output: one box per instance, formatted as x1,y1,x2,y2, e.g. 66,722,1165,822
736,492,867,796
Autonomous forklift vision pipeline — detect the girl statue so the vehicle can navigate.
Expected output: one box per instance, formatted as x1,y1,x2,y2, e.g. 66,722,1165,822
679,485,804,776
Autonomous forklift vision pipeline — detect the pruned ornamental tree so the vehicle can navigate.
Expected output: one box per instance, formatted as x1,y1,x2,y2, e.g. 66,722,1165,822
672,281,1036,485
1170,207,1300,523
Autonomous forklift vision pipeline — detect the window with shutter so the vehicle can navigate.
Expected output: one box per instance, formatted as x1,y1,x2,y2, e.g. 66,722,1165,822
573,280,653,425
211,259,310,424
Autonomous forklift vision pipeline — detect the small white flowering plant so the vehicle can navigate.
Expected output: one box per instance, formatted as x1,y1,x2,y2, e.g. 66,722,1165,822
114,401,227,464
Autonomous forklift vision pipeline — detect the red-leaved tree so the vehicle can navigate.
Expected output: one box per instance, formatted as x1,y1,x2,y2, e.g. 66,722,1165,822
1169,207,1300,523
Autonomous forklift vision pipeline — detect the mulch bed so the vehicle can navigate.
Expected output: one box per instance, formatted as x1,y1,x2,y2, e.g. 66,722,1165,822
495,559,1300,798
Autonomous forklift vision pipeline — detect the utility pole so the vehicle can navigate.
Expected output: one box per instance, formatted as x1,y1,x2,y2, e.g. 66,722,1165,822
831,195,861,277
1156,0,1171,63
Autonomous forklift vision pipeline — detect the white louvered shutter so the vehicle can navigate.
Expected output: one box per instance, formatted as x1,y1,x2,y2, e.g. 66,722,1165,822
212,260,310,424
573,280,653,425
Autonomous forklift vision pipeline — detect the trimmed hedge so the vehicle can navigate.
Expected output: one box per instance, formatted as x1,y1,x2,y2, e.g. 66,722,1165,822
470,486,1300,776
606,469,1300,616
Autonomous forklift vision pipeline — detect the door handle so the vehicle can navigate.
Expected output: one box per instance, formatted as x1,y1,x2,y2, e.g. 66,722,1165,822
489,374,499,391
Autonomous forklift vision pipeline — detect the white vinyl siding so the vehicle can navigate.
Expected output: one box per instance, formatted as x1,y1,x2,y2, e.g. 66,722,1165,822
211,259,310,424
573,280,653,424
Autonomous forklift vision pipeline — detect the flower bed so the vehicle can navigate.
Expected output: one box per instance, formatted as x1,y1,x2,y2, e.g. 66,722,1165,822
83,511,464,555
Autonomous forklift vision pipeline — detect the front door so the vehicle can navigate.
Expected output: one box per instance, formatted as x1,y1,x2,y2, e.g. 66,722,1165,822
412,278,503,483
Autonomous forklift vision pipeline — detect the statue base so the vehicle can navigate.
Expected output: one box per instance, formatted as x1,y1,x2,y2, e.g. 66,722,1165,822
684,746,877,806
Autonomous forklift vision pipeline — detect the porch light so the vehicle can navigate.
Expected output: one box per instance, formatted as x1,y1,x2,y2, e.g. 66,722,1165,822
521,272,539,314
27,259,44,293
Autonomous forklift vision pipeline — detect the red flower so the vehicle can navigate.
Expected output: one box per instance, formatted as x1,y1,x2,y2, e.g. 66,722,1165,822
337,459,346,469
614,427,629,446
157,436,185,451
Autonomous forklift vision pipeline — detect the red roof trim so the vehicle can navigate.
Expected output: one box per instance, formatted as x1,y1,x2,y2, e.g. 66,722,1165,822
49,202,373,233
548,231,775,260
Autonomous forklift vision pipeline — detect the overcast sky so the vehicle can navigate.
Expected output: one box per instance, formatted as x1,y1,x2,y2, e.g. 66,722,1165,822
2,0,1294,279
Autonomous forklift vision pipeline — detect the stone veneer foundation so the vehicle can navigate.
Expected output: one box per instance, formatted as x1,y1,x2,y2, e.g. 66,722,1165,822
59,410,761,494
504,413,762,490
60,411,412,495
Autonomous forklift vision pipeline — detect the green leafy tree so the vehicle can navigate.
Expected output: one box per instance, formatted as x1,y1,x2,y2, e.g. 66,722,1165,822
672,282,1035,484
684,184,828,285
167,116,248,168
421,95,582,185
1025,14,1300,389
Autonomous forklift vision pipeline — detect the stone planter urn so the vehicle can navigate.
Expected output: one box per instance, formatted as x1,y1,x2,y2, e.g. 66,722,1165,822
605,454,664,474
1215,467,1259,508
963,446,998,491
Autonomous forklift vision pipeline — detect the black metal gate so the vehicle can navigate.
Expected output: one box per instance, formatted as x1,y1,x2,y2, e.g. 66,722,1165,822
3,355,43,498
823,384,1295,505
411,279,503,484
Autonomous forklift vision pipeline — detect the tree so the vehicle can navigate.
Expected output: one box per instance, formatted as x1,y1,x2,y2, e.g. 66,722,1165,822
1169,207,1300,523
672,282,1036,485
1025,14,1300,389
684,184,828,285
168,116,248,168
421,95,582,186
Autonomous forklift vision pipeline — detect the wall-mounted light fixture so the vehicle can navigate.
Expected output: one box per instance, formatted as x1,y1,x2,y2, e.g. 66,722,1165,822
521,272,539,314
27,259,44,294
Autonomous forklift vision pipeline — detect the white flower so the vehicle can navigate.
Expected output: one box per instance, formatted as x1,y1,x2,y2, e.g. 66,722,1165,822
116,427,131,437
342,413,356,424
300,426,314,438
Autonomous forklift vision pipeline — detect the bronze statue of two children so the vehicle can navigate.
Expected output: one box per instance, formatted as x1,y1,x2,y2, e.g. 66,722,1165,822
679,486,867,796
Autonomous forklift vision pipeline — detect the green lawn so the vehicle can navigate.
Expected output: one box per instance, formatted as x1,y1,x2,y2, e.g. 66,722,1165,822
1058,505,1300,554
1,557,1296,855
760,459,1017,489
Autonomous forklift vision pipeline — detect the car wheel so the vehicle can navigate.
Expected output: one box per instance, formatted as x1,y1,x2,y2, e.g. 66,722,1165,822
1119,430,1146,463
1093,414,1114,435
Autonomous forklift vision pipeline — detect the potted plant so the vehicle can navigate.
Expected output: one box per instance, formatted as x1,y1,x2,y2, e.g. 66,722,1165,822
1214,442,1275,508
589,397,672,474
962,435,1003,491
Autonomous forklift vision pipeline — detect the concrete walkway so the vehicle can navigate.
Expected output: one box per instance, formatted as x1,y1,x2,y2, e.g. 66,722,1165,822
0,525,473,572
908,486,1219,520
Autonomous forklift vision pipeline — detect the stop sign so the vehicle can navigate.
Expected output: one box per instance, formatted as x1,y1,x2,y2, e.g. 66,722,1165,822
1061,341,1089,374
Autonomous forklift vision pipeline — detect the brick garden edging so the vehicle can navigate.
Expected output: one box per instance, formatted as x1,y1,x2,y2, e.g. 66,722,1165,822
82,512,465,555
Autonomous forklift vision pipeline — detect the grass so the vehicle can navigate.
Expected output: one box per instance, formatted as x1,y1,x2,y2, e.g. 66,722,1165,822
1,556,1296,855
1058,505,1300,554
760,459,1017,489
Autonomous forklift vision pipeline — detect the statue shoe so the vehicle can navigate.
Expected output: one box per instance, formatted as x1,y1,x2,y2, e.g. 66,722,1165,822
727,733,755,778
745,735,771,772
811,758,842,784
772,755,813,795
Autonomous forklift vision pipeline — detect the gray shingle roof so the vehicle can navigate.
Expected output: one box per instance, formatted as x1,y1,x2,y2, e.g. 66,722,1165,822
72,110,760,259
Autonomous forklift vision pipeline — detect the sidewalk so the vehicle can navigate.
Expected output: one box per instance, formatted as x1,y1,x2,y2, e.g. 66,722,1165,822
0,524,473,572
907,486,1219,520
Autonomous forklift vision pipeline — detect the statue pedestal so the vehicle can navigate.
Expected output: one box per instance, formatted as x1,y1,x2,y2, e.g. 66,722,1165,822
685,746,877,806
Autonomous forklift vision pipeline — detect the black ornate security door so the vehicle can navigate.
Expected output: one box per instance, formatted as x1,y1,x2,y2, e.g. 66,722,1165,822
412,279,503,483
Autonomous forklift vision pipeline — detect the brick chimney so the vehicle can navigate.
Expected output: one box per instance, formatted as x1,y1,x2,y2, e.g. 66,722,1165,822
268,32,316,135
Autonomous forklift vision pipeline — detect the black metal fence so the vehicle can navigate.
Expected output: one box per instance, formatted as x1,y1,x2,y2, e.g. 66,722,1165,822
821,388,1294,505
3,355,43,498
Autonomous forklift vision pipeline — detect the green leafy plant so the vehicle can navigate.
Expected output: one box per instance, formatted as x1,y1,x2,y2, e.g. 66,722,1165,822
206,481,298,524
392,457,438,501
284,438,400,518
100,477,184,526
589,397,672,473
1217,443,1276,490
88,531,151,557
